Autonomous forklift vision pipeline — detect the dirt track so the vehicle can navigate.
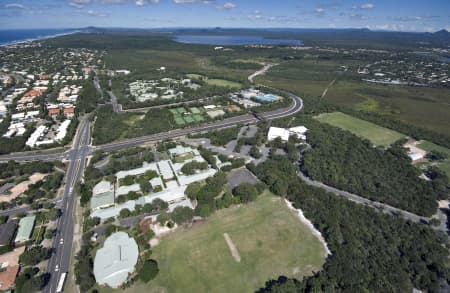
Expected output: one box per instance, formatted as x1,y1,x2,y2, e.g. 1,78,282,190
224,232,241,262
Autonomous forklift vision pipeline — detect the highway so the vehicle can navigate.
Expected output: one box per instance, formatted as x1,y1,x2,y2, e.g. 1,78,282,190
96,91,303,152
0,77,300,293
42,117,90,293
0,64,447,293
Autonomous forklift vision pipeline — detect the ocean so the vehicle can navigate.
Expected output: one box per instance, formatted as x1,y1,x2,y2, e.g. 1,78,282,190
0,29,78,46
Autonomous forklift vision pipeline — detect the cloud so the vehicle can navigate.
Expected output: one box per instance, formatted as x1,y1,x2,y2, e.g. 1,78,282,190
136,0,160,5
68,0,159,8
173,0,214,3
388,15,439,22
222,2,235,10
86,9,108,17
69,2,84,8
350,13,368,20
4,3,26,9
247,10,264,20
368,24,403,31
352,3,374,10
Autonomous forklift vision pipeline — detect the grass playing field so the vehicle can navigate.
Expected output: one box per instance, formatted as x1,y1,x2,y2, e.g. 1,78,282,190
417,141,450,179
190,107,201,114
206,78,243,89
103,192,326,293
260,59,450,137
314,112,405,146
186,73,243,89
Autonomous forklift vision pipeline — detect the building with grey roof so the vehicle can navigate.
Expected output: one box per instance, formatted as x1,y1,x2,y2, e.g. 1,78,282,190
116,162,158,180
116,184,141,196
91,201,136,221
93,232,139,288
0,221,17,246
90,192,115,211
93,180,113,196
168,145,195,159
14,216,35,243
157,160,174,180
91,180,115,211
149,177,163,190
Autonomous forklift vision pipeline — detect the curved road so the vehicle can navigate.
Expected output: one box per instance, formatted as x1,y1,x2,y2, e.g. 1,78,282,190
296,169,430,224
0,69,304,293
97,91,302,152
0,90,303,161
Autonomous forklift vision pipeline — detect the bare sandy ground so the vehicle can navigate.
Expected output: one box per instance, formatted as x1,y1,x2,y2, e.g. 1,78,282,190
403,140,427,157
0,173,48,203
0,246,25,266
223,232,241,262
284,199,331,257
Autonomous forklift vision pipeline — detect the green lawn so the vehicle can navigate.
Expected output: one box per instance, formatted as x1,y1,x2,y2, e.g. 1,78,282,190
174,117,185,126
173,152,195,163
186,73,205,80
183,116,195,124
417,140,450,179
107,192,326,293
315,112,405,146
206,79,242,89
186,73,242,89
176,107,187,114
192,114,204,122
190,107,201,114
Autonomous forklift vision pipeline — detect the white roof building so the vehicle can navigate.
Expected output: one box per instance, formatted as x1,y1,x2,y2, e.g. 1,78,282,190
93,180,113,196
11,113,25,121
116,184,141,196
93,232,139,288
268,127,290,142
55,120,71,141
408,152,425,162
116,162,158,180
157,160,174,180
26,125,48,147
289,126,308,140
267,126,308,142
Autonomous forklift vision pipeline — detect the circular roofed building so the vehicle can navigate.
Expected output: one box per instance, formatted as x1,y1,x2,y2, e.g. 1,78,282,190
93,232,139,288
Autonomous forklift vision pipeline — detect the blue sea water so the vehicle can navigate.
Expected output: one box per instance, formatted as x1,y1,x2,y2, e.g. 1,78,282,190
174,35,303,46
0,29,78,46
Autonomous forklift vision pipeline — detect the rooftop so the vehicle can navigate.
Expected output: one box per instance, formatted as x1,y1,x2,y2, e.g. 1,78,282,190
14,215,35,243
93,232,139,288
93,180,113,196
0,221,17,246
90,191,115,210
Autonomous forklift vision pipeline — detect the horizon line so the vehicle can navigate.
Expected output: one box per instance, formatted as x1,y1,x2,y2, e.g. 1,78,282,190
0,26,447,34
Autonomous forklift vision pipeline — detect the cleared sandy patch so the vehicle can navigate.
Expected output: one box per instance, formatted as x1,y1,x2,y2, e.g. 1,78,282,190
0,246,25,266
223,232,241,263
284,199,331,257
0,173,48,203
403,140,427,157
149,238,160,247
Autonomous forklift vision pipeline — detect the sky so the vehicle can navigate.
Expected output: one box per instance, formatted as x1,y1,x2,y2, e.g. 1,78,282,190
0,0,449,32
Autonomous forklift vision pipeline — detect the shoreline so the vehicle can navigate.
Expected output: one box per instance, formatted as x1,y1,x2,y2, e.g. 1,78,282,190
0,30,81,48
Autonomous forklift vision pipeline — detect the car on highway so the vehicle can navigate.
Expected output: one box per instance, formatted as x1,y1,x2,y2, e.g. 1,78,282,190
55,265,59,272
60,238,64,245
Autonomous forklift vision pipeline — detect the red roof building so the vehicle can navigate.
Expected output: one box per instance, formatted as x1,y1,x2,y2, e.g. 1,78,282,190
63,106,75,117
48,108,60,117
